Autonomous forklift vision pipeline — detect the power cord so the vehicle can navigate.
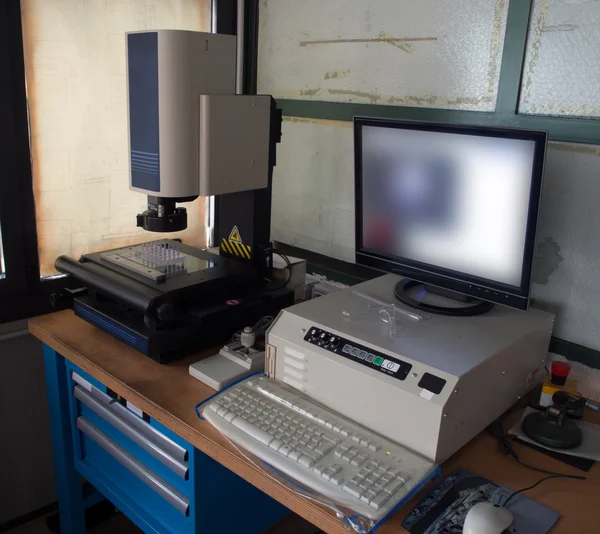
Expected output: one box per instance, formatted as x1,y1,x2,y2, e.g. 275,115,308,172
264,247,293,291
487,416,586,506
503,474,582,507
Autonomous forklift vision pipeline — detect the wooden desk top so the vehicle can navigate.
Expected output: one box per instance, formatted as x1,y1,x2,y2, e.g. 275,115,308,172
30,311,599,534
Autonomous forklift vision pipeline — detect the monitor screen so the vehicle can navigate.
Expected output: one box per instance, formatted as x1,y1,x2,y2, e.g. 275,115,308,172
355,118,546,310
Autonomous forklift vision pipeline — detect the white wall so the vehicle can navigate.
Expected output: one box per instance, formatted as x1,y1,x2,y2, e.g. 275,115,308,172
271,119,600,352
0,323,56,524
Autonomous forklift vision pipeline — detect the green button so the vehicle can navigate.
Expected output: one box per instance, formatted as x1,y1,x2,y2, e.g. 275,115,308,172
373,356,384,366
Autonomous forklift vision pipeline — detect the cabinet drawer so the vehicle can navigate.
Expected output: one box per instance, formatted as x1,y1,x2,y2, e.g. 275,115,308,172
73,383,188,479
77,417,193,533
69,370,191,498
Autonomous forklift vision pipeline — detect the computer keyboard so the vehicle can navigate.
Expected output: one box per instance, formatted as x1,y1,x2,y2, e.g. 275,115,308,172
202,375,435,520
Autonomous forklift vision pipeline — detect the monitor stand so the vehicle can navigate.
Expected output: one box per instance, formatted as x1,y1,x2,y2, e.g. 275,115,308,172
393,279,494,317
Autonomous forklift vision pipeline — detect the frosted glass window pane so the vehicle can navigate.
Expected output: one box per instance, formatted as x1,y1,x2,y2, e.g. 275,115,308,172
520,0,600,118
258,0,508,111
271,119,355,262
21,0,209,276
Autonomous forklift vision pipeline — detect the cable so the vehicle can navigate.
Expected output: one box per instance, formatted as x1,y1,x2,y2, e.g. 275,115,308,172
486,414,586,508
229,316,274,344
264,247,292,291
489,417,585,477
503,473,585,507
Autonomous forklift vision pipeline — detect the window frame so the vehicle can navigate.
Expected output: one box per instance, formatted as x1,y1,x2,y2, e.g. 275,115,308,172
268,0,600,146
0,0,42,313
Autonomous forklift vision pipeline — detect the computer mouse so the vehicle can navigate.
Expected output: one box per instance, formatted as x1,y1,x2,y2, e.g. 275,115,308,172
463,502,513,534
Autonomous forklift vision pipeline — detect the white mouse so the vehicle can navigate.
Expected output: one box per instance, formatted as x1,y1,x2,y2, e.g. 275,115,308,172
463,502,514,534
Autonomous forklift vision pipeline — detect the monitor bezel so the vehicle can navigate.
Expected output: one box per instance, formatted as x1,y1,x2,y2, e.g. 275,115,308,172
354,116,547,311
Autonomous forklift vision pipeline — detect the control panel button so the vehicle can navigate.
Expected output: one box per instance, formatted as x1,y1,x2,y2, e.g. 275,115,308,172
303,325,412,381
381,359,400,373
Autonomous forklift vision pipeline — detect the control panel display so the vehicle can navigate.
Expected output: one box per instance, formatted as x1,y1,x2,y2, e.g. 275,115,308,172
304,326,412,381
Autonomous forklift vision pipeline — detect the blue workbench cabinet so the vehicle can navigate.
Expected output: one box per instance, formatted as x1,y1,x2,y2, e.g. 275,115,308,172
44,344,289,533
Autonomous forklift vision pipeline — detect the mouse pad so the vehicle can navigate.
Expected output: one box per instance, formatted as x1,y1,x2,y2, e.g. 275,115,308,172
401,469,559,534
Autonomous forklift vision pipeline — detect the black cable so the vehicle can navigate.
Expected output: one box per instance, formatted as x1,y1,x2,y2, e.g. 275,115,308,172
264,248,292,291
503,473,584,507
487,414,586,508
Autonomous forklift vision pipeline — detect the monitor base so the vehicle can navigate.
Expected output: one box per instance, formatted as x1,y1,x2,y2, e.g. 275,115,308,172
394,279,494,317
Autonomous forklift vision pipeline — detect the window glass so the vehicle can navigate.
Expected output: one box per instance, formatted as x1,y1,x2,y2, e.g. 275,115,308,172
258,0,509,111
21,0,209,275
520,0,600,118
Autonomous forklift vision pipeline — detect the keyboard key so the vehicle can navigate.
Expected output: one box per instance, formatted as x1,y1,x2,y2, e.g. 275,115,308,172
361,490,377,504
224,411,237,423
340,429,350,437
368,443,381,452
351,435,361,443
269,439,283,451
360,438,369,447
209,402,222,413
383,478,405,495
321,468,333,481
330,464,342,474
279,445,292,457
370,492,389,510
330,474,344,486
333,424,342,433
217,407,228,417
342,483,364,498
334,449,343,458
315,441,334,456
299,455,315,468
231,418,274,446
289,449,303,461
298,446,317,460
313,465,325,475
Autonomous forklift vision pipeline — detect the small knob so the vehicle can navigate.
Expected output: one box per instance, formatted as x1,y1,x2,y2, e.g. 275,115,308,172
241,326,255,348
157,303,174,321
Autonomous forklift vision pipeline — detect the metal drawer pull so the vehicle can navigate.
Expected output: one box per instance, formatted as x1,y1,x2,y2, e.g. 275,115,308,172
72,372,187,463
77,417,189,516
74,385,188,479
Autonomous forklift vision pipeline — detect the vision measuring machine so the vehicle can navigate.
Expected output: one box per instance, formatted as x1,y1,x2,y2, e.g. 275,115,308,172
53,30,294,362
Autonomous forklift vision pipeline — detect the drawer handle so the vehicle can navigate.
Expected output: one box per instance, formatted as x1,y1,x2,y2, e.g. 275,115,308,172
77,417,189,516
72,372,187,463
74,385,188,479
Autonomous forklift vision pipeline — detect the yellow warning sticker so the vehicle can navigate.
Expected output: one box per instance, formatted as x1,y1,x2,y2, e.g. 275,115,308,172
221,238,252,260
229,225,242,243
